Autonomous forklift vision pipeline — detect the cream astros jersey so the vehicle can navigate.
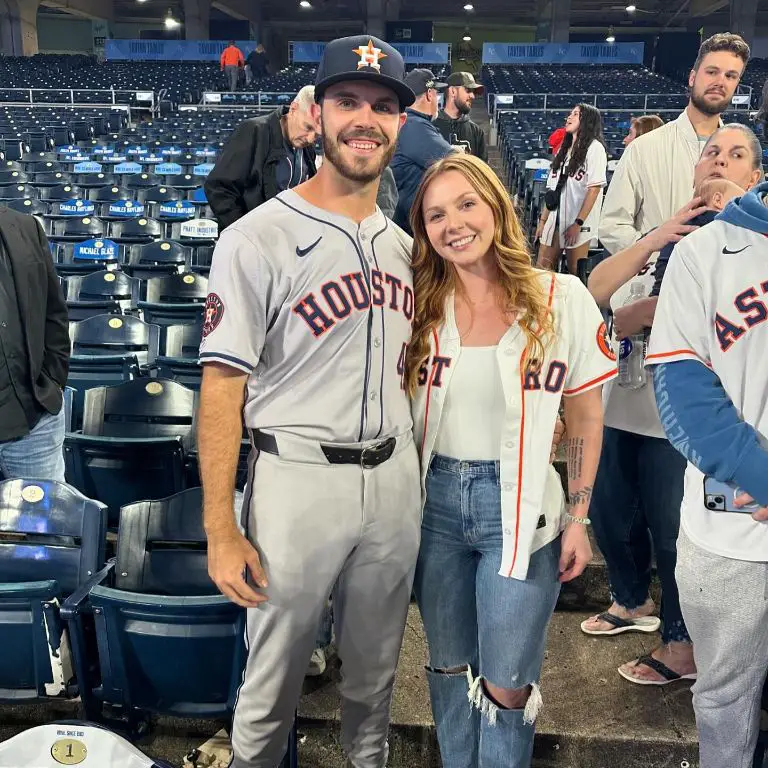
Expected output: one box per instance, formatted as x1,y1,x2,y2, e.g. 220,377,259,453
411,272,618,579
199,188,414,444
647,219,768,561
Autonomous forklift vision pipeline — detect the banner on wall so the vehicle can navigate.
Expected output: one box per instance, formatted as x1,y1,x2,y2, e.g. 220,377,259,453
482,42,644,65
92,19,111,59
105,40,258,61
290,41,449,64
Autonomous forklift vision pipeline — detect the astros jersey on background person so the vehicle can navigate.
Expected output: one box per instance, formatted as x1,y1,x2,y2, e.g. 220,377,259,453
197,35,422,768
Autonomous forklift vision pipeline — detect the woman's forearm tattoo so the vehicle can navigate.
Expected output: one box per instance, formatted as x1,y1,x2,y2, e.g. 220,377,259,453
566,437,591,506
566,437,584,481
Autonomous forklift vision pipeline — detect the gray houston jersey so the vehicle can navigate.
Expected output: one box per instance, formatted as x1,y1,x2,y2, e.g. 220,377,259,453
199,188,415,444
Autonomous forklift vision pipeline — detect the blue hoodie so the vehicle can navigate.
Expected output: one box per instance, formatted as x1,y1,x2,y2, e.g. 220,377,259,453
716,180,768,233
652,182,768,505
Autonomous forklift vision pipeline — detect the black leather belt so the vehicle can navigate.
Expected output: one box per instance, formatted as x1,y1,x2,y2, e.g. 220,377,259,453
250,430,397,469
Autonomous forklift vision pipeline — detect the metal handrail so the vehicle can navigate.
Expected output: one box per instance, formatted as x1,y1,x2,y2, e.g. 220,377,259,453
197,90,297,111
0,88,157,119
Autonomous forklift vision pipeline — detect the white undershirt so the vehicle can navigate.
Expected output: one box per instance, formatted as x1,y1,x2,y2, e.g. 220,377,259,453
433,346,505,461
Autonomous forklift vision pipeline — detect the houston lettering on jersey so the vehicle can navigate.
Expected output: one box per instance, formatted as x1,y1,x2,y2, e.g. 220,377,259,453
293,269,414,337
715,279,768,352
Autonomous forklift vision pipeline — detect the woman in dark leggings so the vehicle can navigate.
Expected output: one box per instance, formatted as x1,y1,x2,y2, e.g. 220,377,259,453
582,124,764,685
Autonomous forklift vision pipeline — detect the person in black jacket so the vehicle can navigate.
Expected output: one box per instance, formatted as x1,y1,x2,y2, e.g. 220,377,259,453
205,85,319,230
434,71,487,162
0,205,69,481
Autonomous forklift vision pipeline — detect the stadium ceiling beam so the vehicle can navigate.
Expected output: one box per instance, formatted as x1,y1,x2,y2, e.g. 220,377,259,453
40,0,114,21
689,0,728,17
211,0,261,23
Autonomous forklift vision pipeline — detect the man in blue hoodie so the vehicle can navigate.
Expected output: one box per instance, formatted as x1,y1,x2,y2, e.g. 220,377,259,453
390,68,451,234
646,178,768,767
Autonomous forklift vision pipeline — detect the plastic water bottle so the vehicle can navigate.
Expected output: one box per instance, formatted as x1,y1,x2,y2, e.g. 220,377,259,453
617,282,647,390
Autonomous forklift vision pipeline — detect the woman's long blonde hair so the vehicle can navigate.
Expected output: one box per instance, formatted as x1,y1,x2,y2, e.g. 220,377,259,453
404,153,554,397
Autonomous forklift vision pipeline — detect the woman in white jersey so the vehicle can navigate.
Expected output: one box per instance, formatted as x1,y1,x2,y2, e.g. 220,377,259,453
406,154,616,768
537,103,608,276
583,124,763,686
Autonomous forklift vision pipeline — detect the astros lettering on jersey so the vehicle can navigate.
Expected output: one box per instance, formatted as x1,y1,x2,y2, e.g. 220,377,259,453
647,219,768,562
411,272,618,580
199,188,414,444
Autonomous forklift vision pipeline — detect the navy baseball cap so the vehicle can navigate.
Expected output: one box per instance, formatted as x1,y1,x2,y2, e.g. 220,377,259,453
404,69,447,97
314,35,415,109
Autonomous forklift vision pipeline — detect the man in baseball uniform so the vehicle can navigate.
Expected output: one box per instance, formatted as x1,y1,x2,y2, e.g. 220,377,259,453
197,36,419,768
646,181,768,766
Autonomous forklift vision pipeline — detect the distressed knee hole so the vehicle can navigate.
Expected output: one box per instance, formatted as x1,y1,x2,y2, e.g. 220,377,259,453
426,664,470,676
466,668,543,726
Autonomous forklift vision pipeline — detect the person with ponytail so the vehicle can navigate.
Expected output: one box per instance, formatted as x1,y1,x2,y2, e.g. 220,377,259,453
536,103,608,275
405,153,616,768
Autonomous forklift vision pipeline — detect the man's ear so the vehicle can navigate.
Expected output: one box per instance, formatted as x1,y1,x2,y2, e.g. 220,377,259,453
688,68,696,89
310,102,321,123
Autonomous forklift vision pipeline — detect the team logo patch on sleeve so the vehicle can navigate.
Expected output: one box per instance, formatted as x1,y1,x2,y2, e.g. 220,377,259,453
597,321,616,361
202,293,224,337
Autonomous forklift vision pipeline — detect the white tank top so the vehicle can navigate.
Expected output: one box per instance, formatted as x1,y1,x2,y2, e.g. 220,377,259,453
433,345,505,461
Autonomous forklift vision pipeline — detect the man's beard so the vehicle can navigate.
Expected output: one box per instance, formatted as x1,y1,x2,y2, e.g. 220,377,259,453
321,125,395,184
690,87,731,117
456,97,472,116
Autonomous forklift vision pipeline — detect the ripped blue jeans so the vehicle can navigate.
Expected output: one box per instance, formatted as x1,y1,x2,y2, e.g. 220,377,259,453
413,455,561,768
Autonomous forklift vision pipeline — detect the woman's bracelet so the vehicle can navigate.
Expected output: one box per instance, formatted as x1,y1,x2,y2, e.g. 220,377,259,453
565,512,591,526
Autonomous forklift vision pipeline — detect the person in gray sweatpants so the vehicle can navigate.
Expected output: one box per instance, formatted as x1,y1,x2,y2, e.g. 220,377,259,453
646,169,768,768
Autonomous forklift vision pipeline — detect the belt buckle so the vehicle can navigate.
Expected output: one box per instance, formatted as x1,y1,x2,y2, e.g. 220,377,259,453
360,443,381,469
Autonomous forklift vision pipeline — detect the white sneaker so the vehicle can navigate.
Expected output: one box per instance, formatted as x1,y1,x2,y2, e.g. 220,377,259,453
306,647,327,677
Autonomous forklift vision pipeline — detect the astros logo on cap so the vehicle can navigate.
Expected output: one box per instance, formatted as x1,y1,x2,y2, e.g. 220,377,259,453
354,39,387,72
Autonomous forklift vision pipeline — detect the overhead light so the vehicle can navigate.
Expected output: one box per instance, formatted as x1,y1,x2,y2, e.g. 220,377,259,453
463,34,472,41
463,3,474,9
165,9,180,29
606,26,615,42
625,4,636,10
300,1,312,7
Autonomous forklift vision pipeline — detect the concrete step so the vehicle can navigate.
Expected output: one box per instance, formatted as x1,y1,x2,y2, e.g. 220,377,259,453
299,605,698,768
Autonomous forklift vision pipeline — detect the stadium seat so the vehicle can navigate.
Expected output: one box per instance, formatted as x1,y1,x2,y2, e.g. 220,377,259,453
124,240,192,279
139,184,180,204
65,269,141,320
62,487,247,735
39,183,81,201
109,217,164,244
0,169,28,186
63,379,196,527
56,238,125,276
0,478,107,702
138,272,207,327
151,321,203,389
50,216,105,241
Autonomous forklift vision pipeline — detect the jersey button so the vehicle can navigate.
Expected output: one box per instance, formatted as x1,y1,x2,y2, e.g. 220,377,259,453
373,337,382,347
360,233,368,241
369,391,377,401
505,441,514,449
503,482,513,491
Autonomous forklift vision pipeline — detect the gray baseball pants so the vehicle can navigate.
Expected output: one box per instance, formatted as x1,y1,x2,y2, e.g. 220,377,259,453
676,526,768,768
230,431,422,768
225,65,239,91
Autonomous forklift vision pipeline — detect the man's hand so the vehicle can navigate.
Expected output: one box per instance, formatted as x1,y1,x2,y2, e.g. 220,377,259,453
535,218,545,243
734,492,768,522
559,523,592,582
208,526,269,607
613,302,647,340
550,417,565,463
644,198,707,253
564,222,581,248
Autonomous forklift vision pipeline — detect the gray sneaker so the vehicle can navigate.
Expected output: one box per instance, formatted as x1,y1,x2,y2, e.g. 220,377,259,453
306,647,327,677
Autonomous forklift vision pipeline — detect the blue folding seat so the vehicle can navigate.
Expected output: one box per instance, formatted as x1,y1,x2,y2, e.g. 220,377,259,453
138,184,180,204
124,240,191,279
63,379,195,528
0,169,28,186
49,198,97,218
0,183,37,200
109,217,163,245
0,478,107,702
170,217,218,246
50,216,105,242
62,487,248,736
66,314,158,429
152,321,202,389
39,182,81,202
150,198,196,224
65,269,141,321
56,238,124,277
6,197,49,218
138,272,207,327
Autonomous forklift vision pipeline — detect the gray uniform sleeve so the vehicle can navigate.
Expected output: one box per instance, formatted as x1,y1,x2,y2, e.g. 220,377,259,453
198,227,275,373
